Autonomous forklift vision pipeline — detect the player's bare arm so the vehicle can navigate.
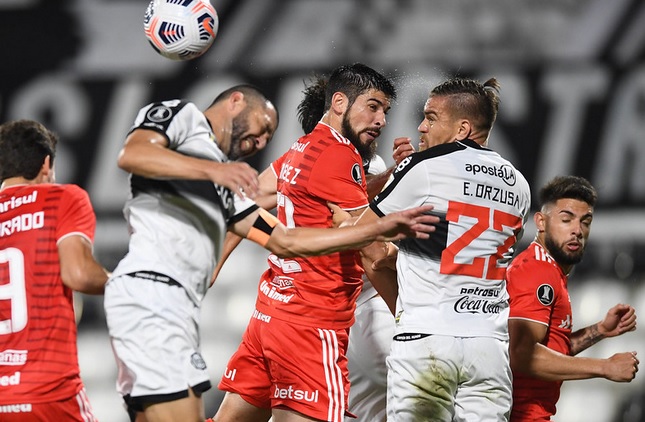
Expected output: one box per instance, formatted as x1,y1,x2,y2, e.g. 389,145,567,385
354,207,405,314
58,235,110,295
118,129,260,198
229,204,437,258
509,318,639,382
570,304,637,355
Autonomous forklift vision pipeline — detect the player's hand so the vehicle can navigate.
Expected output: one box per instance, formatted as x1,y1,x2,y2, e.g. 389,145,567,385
208,162,259,199
327,202,355,228
599,304,637,337
375,205,439,242
392,137,415,165
605,351,639,382
371,242,399,271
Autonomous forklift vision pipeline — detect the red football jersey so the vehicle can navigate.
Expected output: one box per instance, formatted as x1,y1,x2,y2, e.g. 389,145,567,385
255,123,368,329
506,241,572,421
0,183,96,404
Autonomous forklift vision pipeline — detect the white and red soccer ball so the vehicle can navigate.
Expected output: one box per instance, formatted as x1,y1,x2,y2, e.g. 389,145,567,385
144,0,218,61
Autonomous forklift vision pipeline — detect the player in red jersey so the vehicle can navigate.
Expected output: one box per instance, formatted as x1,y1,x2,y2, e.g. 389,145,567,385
507,175,639,422
211,63,403,422
0,120,110,421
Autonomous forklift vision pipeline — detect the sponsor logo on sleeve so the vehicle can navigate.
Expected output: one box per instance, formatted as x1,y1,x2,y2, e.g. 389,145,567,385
536,284,554,306
146,105,173,123
351,163,363,185
190,352,207,370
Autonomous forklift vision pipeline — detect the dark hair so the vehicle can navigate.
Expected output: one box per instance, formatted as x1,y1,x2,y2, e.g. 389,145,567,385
324,63,396,111
297,76,327,134
539,175,597,208
431,77,500,134
0,119,57,181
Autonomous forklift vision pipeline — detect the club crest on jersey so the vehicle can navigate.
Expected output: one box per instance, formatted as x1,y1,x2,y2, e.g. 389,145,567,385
146,105,173,123
536,284,554,306
190,352,207,370
351,163,363,185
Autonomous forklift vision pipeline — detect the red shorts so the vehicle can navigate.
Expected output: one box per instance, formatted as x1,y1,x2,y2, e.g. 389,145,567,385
0,387,97,421
219,310,352,421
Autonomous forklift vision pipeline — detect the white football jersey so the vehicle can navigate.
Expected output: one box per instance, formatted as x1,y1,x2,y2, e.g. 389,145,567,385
370,139,530,340
111,100,257,305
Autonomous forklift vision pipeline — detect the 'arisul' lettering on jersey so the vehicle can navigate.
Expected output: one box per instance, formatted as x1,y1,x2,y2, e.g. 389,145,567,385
0,191,38,213
463,181,522,208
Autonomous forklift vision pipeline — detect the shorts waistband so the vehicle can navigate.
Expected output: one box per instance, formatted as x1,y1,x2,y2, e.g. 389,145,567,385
126,271,181,287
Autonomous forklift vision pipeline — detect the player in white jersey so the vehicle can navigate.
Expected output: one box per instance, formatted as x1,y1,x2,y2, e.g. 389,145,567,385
353,77,531,421
104,84,439,422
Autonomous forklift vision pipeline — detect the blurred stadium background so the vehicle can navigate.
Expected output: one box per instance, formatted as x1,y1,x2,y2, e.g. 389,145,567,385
1,0,644,420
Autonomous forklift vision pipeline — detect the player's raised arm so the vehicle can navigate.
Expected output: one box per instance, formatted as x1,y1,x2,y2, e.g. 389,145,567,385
230,205,438,258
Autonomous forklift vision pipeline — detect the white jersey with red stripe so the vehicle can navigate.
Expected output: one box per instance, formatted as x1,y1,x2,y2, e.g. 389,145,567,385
370,139,530,340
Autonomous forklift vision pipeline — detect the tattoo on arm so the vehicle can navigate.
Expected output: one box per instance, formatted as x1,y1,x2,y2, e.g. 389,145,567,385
570,323,605,356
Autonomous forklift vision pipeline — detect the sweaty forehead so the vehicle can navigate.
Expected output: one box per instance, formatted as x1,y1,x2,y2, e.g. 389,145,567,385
357,89,391,106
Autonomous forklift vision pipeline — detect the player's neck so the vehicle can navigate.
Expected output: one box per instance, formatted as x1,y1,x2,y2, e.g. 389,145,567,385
1,176,39,191
534,237,574,276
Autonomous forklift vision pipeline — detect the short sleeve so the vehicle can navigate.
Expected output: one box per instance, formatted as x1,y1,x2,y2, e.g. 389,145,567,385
507,258,561,325
308,143,367,210
56,185,96,244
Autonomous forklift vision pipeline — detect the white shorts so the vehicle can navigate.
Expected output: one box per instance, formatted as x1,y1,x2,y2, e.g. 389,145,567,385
104,273,211,411
345,294,394,422
387,335,511,422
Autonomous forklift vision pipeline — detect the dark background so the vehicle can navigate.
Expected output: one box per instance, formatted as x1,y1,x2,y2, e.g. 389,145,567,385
1,0,644,420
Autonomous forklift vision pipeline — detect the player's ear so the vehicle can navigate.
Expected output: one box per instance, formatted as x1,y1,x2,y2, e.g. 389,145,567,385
39,155,55,183
228,91,246,115
455,119,471,141
534,211,546,232
330,92,348,115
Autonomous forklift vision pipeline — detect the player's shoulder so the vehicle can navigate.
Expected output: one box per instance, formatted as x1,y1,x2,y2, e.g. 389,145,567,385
46,183,92,205
507,244,561,282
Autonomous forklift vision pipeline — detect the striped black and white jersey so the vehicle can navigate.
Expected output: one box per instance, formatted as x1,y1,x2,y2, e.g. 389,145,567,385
370,139,531,340
111,100,257,304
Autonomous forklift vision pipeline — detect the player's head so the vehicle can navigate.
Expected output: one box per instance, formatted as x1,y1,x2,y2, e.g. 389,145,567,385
0,119,57,184
297,76,327,134
535,175,597,270
210,84,278,160
419,77,500,149
324,63,396,162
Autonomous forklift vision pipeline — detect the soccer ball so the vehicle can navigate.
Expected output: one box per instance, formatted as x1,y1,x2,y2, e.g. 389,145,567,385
144,0,218,61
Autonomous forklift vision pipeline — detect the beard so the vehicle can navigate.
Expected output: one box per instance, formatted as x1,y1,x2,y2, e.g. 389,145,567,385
228,111,250,161
341,113,377,162
544,236,585,267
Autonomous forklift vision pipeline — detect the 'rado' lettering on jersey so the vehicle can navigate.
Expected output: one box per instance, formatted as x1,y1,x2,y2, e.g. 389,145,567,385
259,280,295,303
464,163,516,186
463,181,522,208
0,211,45,237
